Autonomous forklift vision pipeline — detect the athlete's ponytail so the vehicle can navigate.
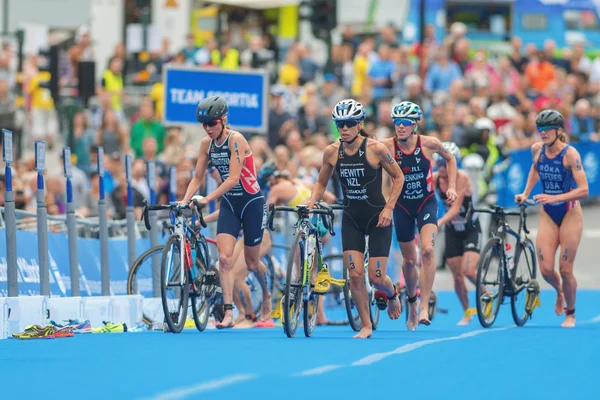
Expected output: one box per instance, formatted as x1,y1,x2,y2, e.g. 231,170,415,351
358,128,372,138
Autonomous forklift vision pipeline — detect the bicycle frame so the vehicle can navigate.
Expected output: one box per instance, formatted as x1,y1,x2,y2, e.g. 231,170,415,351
471,201,534,298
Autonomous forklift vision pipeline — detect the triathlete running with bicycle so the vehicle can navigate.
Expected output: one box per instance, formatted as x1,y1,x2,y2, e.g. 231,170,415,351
515,109,589,328
382,101,458,330
307,98,405,339
181,96,272,329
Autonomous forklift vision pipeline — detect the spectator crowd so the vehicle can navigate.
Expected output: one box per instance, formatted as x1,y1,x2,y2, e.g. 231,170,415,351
1,19,600,222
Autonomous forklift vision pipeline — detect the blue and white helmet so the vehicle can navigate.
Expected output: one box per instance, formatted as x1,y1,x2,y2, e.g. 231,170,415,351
391,101,423,121
332,99,365,121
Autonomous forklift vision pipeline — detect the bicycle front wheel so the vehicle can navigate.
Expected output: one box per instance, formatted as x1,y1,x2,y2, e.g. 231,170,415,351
283,231,304,338
127,245,163,326
511,238,537,326
161,235,189,333
476,237,504,328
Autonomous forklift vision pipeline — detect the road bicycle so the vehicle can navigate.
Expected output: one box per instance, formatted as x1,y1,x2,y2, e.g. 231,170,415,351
267,202,351,338
141,197,223,333
468,199,539,328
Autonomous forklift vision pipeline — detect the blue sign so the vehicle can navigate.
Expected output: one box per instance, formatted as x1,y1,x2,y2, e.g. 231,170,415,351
163,65,268,133
494,141,600,208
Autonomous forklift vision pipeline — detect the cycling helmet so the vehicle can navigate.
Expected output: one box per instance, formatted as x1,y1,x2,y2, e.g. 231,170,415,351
391,101,423,121
196,96,228,123
536,109,564,129
331,99,365,121
257,160,277,188
433,142,461,164
462,153,485,171
474,117,496,135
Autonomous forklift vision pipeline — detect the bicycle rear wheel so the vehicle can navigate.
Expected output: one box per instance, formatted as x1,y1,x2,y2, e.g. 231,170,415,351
191,244,210,332
303,294,320,337
511,238,537,326
476,237,504,328
283,231,304,338
161,235,189,333
127,245,163,326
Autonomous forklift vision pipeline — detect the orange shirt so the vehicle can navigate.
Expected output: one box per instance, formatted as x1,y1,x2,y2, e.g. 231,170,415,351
525,61,556,92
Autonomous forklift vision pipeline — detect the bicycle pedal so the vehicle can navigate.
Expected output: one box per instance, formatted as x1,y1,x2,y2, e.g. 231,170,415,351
374,290,388,310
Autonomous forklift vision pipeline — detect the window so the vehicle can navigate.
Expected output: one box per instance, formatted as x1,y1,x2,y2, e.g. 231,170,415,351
446,2,511,34
521,14,547,31
564,10,600,31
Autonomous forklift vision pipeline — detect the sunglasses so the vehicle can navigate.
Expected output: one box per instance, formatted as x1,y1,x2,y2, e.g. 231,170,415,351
537,125,559,133
393,118,416,127
202,119,221,127
335,119,360,129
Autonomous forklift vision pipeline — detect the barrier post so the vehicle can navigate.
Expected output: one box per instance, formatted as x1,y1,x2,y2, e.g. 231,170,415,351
169,165,176,202
147,161,160,297
63,147,80,296
2,129,18,296
34,141,50,296
125,155,136,269
96,146,110,295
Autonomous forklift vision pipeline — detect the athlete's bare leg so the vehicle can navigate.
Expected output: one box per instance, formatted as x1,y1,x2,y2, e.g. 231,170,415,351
245,240,272,322
418,223,438,325
368,256,401,320
558,206,582,328
216,233,237,329
399,241,419,330
447,255,470,325
536,210,563,316
345,251,372,338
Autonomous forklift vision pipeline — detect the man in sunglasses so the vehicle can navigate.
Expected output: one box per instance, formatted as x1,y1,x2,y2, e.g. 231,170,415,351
180,95,272,329
382,101,458,330
307,99,405,339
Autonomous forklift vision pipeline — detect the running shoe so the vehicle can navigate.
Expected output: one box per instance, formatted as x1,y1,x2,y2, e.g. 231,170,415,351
12,325,55,340
255,319,275,328
50,319,92,334
92,321,127,333
53,326,74,338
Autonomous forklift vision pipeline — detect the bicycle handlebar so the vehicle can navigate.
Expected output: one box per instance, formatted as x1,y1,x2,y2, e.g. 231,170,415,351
267,202,344,237
466,199,536,235
142,198,207,231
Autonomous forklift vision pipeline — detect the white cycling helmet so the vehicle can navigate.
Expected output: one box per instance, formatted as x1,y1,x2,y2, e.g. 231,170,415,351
331,99,365,121
391,101,423,121
462,153,485,171
474,117,496,135
433,141,461,163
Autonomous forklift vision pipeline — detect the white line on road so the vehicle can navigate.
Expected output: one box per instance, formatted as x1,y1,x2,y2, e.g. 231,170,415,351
146,374,257,400
296,365,343,376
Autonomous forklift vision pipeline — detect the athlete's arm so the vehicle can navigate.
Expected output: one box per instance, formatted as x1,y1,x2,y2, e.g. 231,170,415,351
266,184,281,206
203,133,246,203
425,136,458,203
204,209,220,223
539,147,589,204
307,145,336,208
438,173,468,227
182,139,209,203
375,141,404,209
516,143,541,204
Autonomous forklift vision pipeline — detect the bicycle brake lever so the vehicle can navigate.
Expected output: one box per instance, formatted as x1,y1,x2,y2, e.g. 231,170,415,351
267,203,276,232
143,206,151,231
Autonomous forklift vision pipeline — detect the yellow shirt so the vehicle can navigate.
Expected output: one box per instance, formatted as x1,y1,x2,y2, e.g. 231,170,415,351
279,63,300,86
102,69,124,110
27,72,54,110
150,82,164,120
351,56,369,96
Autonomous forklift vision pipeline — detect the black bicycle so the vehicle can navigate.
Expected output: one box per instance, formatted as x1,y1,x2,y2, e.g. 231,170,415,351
468,199,539,328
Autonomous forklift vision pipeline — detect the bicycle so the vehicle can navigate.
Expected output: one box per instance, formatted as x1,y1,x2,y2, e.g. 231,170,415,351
468,199,539,328
267,202,349,338
142,197,222,333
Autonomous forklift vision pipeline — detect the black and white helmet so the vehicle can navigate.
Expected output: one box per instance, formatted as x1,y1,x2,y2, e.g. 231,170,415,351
331,99,365,121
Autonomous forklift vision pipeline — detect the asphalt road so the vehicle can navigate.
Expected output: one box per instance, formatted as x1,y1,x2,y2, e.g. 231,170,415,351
433,201,600,290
